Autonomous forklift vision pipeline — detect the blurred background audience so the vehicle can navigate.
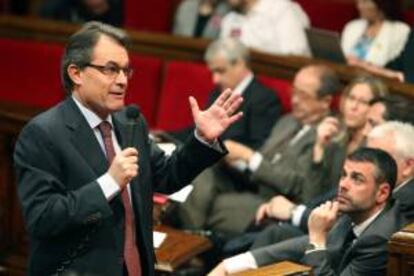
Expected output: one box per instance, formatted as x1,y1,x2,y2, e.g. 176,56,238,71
341,0,410,67
39,0,123,26
219,0,310,55
173,0,230,39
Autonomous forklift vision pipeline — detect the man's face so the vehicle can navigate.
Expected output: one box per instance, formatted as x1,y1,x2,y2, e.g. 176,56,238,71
362,102,386,138
71,35,129,119
343,83,374,129
208,54,246,90
291,68,328,124
337,160,386,216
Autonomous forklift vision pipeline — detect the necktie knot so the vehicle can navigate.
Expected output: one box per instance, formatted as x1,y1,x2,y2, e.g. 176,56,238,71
98,121,112,139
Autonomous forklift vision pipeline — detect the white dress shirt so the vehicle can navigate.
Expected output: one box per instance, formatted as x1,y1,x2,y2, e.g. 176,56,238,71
73,96,123,201
223,207,384,274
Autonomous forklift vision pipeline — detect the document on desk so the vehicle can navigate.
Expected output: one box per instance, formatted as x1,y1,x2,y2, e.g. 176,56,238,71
168,184,194,203
153,231,167,248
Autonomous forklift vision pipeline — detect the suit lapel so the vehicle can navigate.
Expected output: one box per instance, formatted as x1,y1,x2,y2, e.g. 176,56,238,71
261,116,301,158
62,98,109,177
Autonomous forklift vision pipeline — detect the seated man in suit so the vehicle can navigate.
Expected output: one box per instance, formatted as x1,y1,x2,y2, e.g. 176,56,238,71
179,64,340,235
210,147,409,275
13,22,243,276
248,96,414,249
171,37,282,150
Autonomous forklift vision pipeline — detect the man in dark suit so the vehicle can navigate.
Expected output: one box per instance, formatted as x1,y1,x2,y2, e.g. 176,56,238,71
204,38,281,149
14,22,243,276
209,147,408,275
250,96,414,248
172,37,281,150
180,64,340,235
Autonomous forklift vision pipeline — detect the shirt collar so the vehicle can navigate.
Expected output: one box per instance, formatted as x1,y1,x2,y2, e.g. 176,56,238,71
72,95,113,129
393,176,414,194
233,73,254,95
352,207,384,237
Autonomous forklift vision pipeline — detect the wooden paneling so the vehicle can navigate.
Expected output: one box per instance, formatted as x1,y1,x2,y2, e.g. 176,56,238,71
0,16,414,99
232,261,312,276
388,224,414,276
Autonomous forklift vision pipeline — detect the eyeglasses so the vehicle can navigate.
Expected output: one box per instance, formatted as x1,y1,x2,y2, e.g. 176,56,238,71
292,88,318,101
85,63,134,79
346,94,371,106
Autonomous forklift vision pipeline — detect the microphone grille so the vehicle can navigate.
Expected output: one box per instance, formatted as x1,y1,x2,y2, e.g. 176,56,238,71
126,104,140,120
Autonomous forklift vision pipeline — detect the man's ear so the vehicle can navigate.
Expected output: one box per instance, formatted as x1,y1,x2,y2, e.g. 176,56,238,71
376,183,391,204
322,95,333,110
67,64,82,86
402,158,414,179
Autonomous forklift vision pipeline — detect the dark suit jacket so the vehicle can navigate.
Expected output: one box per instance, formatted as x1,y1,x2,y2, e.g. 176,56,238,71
172,78,281,150
394,178,414,222
207,78,281,149
252,114,318,202
387,30,414,84
303,203,408,275
252,202,408,276
14,98,224,276
299,177,414,232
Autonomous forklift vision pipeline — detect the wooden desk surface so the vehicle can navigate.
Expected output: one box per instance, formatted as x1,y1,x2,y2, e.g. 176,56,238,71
154,225,212,272
232,261,312,276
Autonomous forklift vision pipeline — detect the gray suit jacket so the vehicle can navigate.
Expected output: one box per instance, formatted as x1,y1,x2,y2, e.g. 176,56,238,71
172,0,229,39
252,114,318,202
304,203,407,275
251,203,407,275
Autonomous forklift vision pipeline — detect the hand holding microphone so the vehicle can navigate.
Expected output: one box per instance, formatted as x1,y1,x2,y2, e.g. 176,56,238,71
108,105,141,189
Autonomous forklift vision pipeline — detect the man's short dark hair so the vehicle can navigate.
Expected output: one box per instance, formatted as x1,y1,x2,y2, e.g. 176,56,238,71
347,147,397,195
314,65,340,98
61,21,130,94
370,95,414,125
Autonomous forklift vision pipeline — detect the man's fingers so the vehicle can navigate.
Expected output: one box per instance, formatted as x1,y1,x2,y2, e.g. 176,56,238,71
223,91,242,110
256,205,267,223
226,111,243,126
332,201,339,214
225,96,243,116
189,96,200,118
122,147,139,157
215,88,232,107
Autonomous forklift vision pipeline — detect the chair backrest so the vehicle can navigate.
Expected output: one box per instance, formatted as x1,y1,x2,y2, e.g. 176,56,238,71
296,0,357,32
155,60,214,131
258,75,292,113
404,10,414,25
126,54,163,127
0,38,64,107
124,0,181,32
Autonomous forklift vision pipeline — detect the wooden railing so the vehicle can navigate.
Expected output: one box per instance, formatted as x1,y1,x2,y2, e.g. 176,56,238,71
0,15,414,99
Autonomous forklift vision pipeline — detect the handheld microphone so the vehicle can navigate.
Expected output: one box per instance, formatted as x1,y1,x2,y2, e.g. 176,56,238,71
125,104,141,147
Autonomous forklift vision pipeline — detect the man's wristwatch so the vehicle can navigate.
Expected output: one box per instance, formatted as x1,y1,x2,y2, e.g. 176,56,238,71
305,242,326,252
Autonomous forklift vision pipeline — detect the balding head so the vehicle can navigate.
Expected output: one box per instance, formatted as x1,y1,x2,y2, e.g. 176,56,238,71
291,65,340,124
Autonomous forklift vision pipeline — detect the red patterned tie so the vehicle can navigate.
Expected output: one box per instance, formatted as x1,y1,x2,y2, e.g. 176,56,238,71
98,121,142,276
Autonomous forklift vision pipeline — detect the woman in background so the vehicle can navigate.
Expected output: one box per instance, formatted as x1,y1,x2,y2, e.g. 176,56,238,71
341,0,410,67
309,76,388,199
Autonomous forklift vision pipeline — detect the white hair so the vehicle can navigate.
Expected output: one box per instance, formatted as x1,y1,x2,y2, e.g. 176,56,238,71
204,38,250,65
368,121,414,160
